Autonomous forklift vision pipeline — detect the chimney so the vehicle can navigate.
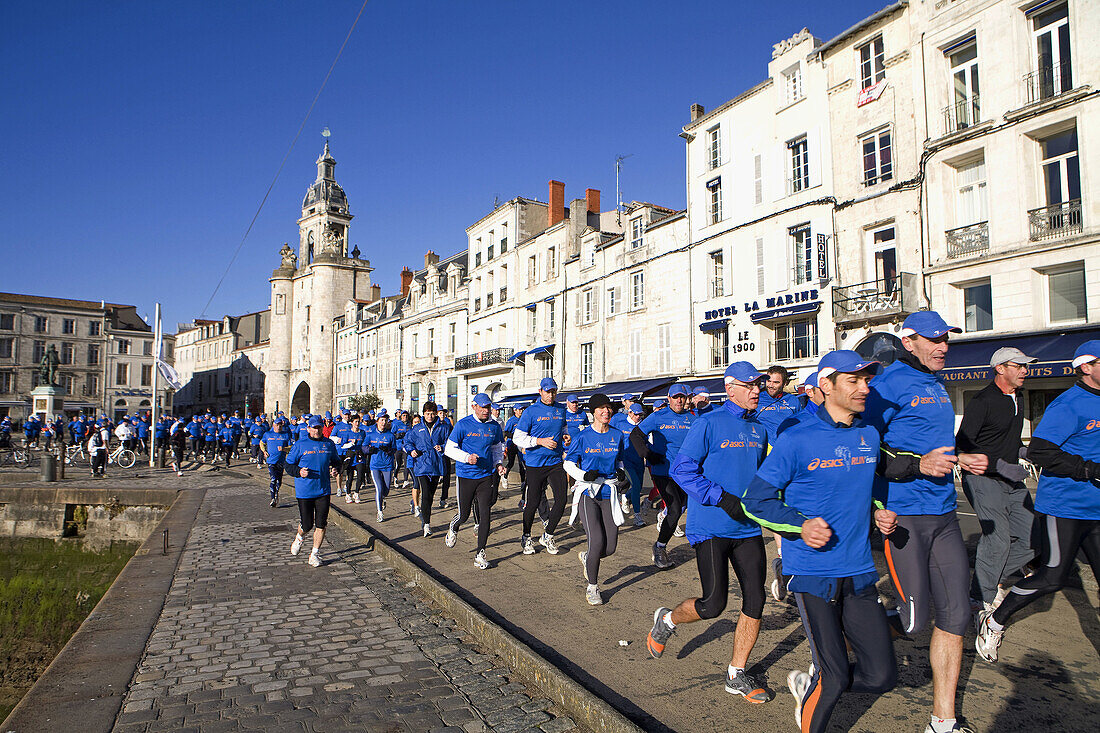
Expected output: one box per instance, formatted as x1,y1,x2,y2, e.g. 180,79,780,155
585,188,600,214
400,267,414,296
370,284,381,302
548,180,566,228
424,250,440,268
690,103,705,121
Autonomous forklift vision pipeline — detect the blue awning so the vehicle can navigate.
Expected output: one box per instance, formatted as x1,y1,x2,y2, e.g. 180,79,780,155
699,318,729,333
641,376,728,404
506,350,527,362
940,326,1100,383
524,302,537,310
542,296,556,302
557,377,677,404
498,393,538,408
527,344,554,356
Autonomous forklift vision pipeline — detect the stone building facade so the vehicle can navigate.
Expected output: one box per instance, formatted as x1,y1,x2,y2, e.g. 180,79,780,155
173,310,269,416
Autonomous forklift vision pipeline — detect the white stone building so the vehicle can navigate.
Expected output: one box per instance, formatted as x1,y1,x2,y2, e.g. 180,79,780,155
173,310,269,416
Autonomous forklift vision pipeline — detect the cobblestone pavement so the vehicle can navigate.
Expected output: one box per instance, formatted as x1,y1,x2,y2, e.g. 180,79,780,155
112,478,577,733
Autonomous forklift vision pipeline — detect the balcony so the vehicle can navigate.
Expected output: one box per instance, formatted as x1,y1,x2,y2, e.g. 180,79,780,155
1029,200,1082,242
485,293,494,308
832,273,917,326
499,287,507,303
407,354,439,374
1024,61,1072,105
945,221,990,259
455,347,514,371
942,95,980,135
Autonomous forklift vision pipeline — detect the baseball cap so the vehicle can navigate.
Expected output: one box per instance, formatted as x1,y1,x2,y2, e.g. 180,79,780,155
1072,340,1100,368
565,394,578,403
816,350,882,383
655,400,668,409
692,386,709,397
724,362,765,385
621,393,637,401
628,403,644,415
801,370,820,389
990,347,1037,367
668,384,690,397
491,403,501,410
539,377,558,391
324,411,332,419
307,415,324,427
472,393,492,407
899,311,961,339
588,393,616,410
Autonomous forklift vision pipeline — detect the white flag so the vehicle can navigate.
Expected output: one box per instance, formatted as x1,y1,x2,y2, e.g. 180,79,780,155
157,359,182,390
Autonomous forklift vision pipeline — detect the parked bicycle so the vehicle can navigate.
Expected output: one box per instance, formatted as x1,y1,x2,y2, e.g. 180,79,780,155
107,444,136,469
0,446,29,468
65,442,90,467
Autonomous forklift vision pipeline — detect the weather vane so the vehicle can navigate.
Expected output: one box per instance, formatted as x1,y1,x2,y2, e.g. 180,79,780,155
322,126,331,140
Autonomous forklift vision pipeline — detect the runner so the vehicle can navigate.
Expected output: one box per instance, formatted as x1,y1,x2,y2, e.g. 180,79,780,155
284,415,339,567
630,383,695,569
692,386,713,415
563,393,628,605
260,418,292,507
739,350,897,732
646,362,771,703
976,340,1100,663
364,412,397,522
512,378,569,556
444,393,506,569
504,404,527,503
407,401,450,537
169,415,188,477
862,310,987,733
338,414,366,504
610,400,647,526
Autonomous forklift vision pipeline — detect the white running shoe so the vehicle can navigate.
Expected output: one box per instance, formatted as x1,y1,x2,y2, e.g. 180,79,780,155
376,511,384,522
673,524,685,538
345,494,353,504
352,492,361,504
445,527,457,548
787,669,810,729
578,550,588,579
975,609,1004,664
308,550,321,567
633,515,647,527
521,535,536,555
657,507,667,526
290,534,303,556
473,550,490,569
539,533,560,555
423,524,432,538
177,470,184,477
586,584,603,605
414,505,421,518
620,496,631,514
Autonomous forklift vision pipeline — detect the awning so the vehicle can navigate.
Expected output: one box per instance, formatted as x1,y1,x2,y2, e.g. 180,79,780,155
542,296,555,302
940,326,1100,383
498,392,538,408
698,318,729,333
506,350,527,362
526,344,554,356
557,377,677,404
524,302,537,310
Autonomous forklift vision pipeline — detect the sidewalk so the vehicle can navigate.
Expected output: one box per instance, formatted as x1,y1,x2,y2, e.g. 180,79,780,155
111,477,577,733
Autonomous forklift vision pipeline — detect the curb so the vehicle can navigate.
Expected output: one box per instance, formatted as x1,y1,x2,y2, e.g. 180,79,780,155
1,487,205,732
329,504,643,733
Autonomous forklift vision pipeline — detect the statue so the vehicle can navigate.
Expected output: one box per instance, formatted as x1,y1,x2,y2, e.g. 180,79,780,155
39,344,60,387
279,242,297,269
321,224,342,255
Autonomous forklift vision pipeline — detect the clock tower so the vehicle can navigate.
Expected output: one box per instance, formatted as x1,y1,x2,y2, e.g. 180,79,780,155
298,141,353,263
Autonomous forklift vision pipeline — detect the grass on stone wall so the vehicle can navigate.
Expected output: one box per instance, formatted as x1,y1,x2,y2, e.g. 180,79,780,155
0,538,137,720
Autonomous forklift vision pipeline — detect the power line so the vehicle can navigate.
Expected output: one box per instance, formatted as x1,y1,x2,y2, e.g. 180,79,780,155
200,0,371,318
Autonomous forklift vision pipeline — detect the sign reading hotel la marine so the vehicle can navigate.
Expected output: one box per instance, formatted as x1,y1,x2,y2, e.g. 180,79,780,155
704,289,822,324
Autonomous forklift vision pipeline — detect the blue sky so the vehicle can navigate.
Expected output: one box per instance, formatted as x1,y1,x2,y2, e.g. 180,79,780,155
1,0,889,330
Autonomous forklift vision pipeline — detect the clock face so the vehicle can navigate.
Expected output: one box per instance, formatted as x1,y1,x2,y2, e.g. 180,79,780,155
307,231,314,246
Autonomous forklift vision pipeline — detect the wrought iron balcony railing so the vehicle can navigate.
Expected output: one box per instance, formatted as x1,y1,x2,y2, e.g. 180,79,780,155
945,221,990,259
943,94,980,134
455,347,514,371
1024,60,1073,104
1028,200,1082,242
832,273,916,325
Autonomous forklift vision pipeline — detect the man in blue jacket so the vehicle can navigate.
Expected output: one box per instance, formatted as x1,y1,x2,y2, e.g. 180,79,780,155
647,362,771,704
513,378,569,556
407,401,451,537
260,418,292,507
444,393,506,569
862,310,987,733
284,415,339,567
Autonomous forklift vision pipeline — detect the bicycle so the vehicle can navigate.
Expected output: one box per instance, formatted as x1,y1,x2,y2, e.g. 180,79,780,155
107,444,137,469
0,446,29,468
65,442,91,467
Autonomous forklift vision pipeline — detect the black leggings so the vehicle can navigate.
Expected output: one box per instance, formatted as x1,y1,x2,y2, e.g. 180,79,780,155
523,464,568,535
506,445,526,485
450,475,495,552
439,458,451,502
693,535,767,620
653,475,687,545
994,514,1100,625
580,494,618,585
794,579,896,733
418,475,440,525
190,437,201,457
297,495,331,533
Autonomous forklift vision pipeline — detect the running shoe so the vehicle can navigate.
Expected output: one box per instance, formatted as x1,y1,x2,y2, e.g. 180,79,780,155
445,522,458,548
787,669,810,728
646,607,675,659
586,584,603,605
269,497,277,508
438,499,446,509
578,550,588,579
414,505,421,518
770,556,787,602
308,550,322,568
410,500,416,516
673,524,685,538
345,494,353,504
657,507,667,526
353,493,361,504
473,550,490,570
652,542,673,570
423,524,432,538
290,534,303,556
725,669,770,703
539,533,560,555
376,511,384,522
518,497,526,511
620,495,631,515
922,723,977,733
975,609,1004,664
177,471,184,477
521,535,536,555
633,514,647,527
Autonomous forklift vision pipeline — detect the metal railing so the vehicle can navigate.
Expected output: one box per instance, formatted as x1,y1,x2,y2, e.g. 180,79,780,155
1028,200,1082,241
832,273,915,324
945,221,990,259
455,347,514,371
943,94,980,134
1024,61,1073,104
486,293,494,308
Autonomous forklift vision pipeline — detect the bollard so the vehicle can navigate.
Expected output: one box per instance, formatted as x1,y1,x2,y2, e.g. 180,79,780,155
39,453,57,483
163,528,169,555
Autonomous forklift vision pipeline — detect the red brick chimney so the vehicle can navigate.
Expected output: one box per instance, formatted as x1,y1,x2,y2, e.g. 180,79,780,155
585,188,600,214
400,267,413,296
548,180,565,228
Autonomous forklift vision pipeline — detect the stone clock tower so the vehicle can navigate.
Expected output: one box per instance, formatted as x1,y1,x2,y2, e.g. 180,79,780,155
265,142,374,415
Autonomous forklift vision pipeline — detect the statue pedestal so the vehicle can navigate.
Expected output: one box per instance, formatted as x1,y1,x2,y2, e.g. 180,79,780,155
31,385,64,420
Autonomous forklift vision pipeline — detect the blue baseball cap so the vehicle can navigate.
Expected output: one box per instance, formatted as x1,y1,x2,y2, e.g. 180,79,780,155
565,394,578,403
1072,340,1100,368
816,350,882,382
491,402,501,410
307,415,324,427
668,384,690,397
655,400,667,409
802,370,820,389
724,361,764,384
472,393,492,407
900,310,961,339
692,386,709,397
539,377,558,391
621,393,637,401
324,411,332,419
628,403,644,415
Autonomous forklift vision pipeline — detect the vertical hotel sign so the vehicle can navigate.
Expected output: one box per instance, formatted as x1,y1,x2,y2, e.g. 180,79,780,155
816,234,829,280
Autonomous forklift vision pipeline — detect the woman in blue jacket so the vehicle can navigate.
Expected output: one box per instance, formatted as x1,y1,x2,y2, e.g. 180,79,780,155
284,415,340,568
364,413,397,522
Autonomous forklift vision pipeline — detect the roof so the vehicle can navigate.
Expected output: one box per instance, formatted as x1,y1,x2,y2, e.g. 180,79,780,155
0,291,129,311
813,1,907,58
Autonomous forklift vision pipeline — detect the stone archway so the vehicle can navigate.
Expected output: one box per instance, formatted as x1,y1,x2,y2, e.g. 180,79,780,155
291,381,311,415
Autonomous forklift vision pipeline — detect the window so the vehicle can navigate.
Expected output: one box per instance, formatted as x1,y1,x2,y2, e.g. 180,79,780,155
88,320,100,336
1040,128,1080,207
141,364,153,386
474,297,481,313
87,375,98,396
487,243,495,261
707,126,721,170
528,308,537,337
528,255,538,285
34,316,47,333
957,159,988,225
756,238,766,295
59,374,73,396
783,64,803,105
428,328,435,356
547,300,556,332
60,342,73,364
861,129,893,185
540,353,555,380
963,281,993,332
581,343,594,385
62,318,75,335
707,178,722,224
117,339,130,354
753,155,763,205
1030,2,1072,101
709,250,724,297
788,136,809,193
774,317,819,360
607,287,618,316
870,227,898,292
583,240,595,269
500,225,508,253
448,323,456,354
629,330,642,377
1047,264,1085,323
630,217,644,249
0,314,12,330
657,325,672,373
948,40,980,130
276,293,286,315
412,333,419,358
631,271,645,309
33,340,45,362
0,338,11,358
115,363,129,385
546,247,556,278
710,328,729,368
790,225,813,285
858,35,885,90
582,288,597,324
143,340,152,356
0,372,12,393
475,251,482,267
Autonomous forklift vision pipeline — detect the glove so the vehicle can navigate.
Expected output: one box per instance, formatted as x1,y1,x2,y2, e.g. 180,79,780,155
615,468,626,483
995,458,1030,483
717,492,747,522
583,469,600,481
648,452,665,465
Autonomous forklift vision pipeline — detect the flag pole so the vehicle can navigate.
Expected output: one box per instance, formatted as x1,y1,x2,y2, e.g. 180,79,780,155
150,303,161,468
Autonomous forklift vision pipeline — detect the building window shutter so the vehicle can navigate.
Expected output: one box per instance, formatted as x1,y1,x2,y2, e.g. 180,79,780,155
756,237,766,295
754,154,763,205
